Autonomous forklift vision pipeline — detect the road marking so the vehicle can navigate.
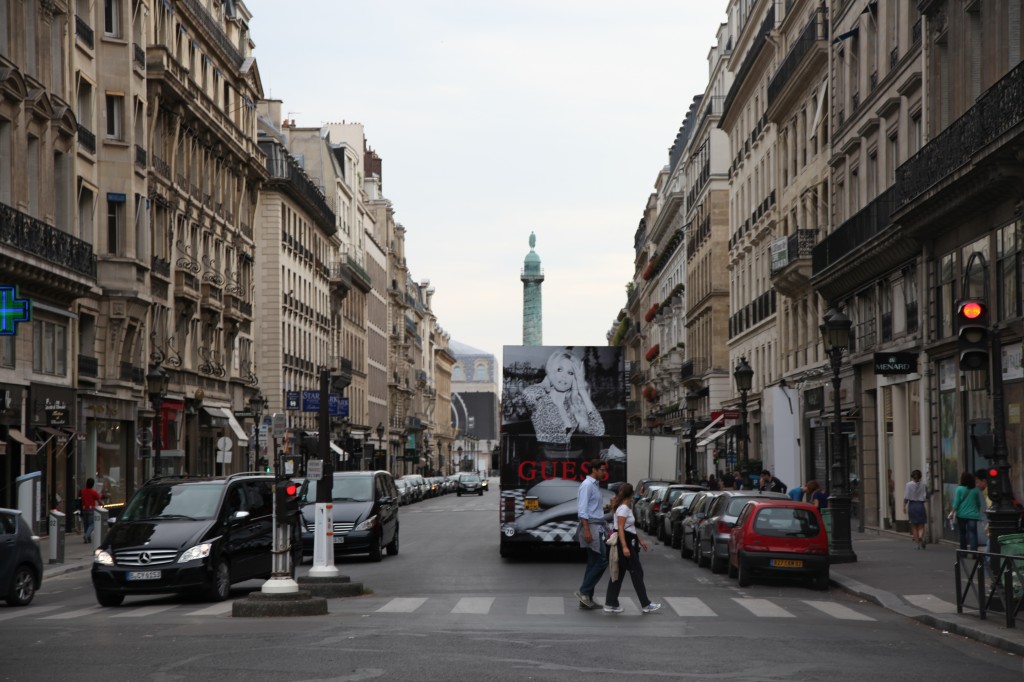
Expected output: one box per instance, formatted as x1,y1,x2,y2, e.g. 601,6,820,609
802,600,875,621
733,598,795,618
377,597,427,613
110,605,179,618
527,597,564,615
904,594,958,614
41,606,103,620
451,597,494,614
666,597,717,617
185,602,234,616
0,605,61,621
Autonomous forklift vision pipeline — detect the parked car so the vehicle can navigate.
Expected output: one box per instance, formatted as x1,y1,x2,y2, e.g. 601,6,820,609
655,485,704,544
394,479,411,505
457,473,484,496
300,470,400,562
400,475,426,502
667,491,700,549
634,484,669,532
92,473,301,606
695,490,789,572
728,499,830,590
680,490,724,560
0,507,43,606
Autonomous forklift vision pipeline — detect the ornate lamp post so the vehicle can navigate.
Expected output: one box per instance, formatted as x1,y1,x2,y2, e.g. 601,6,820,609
821,306,857,563
733,356,753,481
375,422,385,472
147,365,169,477
457,445,464,472
248,391,267,471
686,389,700,484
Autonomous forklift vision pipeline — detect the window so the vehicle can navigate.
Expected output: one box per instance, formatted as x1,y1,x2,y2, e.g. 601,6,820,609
78,184,95,242
105,93,123,139
0,116,11,205
904,266,919,334
910,112,922,155
452,365,464,381
997,220,1021,321
32,319,68,376
107,196,124,254
473,362,488,382
103,0,120,36
0,335,14,368
886,133,898,186
936,252,957,339
880,279,892,342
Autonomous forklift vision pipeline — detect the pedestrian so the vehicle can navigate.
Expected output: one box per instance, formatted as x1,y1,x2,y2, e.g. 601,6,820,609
574,459,609,609
707,474,720,491
806,480,828,509
603,483,661,614
733,470,744,490
903,469,928,549
721,471,735,489
787,482,805,502
949,471,983,553
759,470,787,494
975,469,992,573
80,477,103,543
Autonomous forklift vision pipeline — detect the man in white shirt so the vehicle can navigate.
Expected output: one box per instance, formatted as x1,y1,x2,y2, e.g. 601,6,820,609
574,459,608,609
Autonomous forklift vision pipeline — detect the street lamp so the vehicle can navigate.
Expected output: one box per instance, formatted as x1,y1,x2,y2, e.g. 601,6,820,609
686,389,700,484
821,305,856,563
447,443,452,476
423,432,431,476
733,356,753,481
457,445,464,472
147,364,169,477
646,413,656,479
248,391,267,471
375,422,385,472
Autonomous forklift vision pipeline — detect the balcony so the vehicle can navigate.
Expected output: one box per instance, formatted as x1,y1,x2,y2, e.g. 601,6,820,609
767,9,828,117
347,254,372,292
770,229,818,298
260,141,336,233
0,202,97,298
151,255,171,279
133,43,146,71
174,270,201,300
134,144,147,169
75,15,94,49
721,5,775,122
78,354,98,378
895,60,1024,216
328,261,351,296
200,282,223,311
729,289,777,338
178,0,244,67
680,357,708,382
77,124,96,154
152,152,171,179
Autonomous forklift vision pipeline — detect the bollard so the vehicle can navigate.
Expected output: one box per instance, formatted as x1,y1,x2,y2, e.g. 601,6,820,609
48,510,66,564
92,507,110,551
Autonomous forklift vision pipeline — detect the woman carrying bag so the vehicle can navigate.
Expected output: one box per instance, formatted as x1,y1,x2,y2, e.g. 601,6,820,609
949,471,982,553
603,483,661,614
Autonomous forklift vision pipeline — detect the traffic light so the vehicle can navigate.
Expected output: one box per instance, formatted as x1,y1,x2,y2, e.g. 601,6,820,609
988,467,1003,503
258,457,270,473
274,479,300,526
956,299,989,371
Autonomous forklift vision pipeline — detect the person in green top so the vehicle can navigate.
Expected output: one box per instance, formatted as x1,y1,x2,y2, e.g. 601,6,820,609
951,471,983,551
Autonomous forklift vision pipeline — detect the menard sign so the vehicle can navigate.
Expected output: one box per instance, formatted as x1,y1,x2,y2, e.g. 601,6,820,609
874,352,918,375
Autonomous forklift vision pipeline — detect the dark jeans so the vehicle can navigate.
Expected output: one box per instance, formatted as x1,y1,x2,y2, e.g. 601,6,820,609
605,532,650,608
83,508,95,541
957,517,979,551
579,543,608,597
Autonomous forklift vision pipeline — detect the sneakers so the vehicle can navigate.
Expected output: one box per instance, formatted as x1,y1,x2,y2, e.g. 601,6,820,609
642,602,662,614
603,604,624,613
574,591,596,609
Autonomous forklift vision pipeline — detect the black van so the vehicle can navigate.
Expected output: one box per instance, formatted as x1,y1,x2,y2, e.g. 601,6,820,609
300,471,399,562
91,473,301,606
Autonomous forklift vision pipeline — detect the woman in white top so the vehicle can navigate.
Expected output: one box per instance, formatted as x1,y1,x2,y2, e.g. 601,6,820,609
902,469,928,549
603,483,661,614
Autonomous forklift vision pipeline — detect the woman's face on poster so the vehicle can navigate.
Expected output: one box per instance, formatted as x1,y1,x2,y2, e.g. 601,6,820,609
549,355,576,393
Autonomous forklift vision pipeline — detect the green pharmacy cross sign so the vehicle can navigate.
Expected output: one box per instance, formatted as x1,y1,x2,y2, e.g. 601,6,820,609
0,286,31,336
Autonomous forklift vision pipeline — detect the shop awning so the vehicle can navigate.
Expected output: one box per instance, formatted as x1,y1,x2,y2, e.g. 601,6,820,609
203,406,250,445
7,429,37,454
693,413,725,440
697,426,731,448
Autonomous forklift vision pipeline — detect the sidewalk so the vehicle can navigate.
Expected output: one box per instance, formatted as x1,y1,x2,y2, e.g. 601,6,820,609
39,526,1024,653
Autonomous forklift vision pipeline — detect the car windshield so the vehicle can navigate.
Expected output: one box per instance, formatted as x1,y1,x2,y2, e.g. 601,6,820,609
305,476,374,503
753,507,821,537
666,489,685,504
461,475,480,483
727,497,762,515
120,483,223,521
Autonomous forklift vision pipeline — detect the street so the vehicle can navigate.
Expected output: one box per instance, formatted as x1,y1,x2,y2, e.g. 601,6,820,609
5,488,1022,682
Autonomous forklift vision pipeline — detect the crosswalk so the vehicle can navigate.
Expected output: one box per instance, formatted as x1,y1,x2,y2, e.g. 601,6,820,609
0,592,961,622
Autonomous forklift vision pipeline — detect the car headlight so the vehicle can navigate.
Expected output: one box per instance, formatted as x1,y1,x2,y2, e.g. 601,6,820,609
94,549,114,566
354,516,377,532
178,543,213,563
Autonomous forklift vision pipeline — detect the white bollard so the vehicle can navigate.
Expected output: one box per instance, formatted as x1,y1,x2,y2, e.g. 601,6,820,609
308,502,339,578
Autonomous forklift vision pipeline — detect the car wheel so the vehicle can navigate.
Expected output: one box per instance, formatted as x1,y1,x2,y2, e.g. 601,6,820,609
206,560,231,601
727,558,738,579
386,526,399,556
6,565,37,606
96,590,125,607
478,491,483,496
811,567,830,591
697,540,709,567
681,535,692,559
671,530,681,550
737,553,752,587
369,532,384,562
710,545,726,574
457,492,461,497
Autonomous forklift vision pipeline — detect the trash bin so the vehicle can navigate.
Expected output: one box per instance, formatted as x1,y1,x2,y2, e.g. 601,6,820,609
820,508,833,551
996,532,1024,598
92,507,110,551
48,510,65,564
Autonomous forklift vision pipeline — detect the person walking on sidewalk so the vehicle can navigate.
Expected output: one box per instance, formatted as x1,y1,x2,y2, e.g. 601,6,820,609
79,478,102,544
574,459,609,609
603,483,661,614
903,469,928,549
950,471,983,553
975,469,992,576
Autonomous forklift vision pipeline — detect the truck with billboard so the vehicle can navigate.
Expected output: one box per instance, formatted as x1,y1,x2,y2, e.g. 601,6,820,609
498,345,626,557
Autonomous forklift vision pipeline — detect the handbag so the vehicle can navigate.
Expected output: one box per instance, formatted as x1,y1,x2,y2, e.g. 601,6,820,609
606,530,618,546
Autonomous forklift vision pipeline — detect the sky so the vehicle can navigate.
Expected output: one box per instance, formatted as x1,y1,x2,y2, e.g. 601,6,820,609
247,0,729,363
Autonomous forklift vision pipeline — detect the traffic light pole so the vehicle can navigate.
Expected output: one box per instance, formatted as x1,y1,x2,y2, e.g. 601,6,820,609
987,329,1017,574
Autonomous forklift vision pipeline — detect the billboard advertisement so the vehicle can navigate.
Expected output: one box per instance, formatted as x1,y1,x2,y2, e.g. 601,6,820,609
499,345,626,553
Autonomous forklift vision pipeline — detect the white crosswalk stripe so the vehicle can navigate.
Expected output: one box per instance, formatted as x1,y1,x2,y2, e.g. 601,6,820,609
376,597,428,613
184,602,234,616
0,605,61,621
526,596,564,615
733,598,795,618
41,606,103,620
666,596,717,617
802,600,875,621
451,597,494,614
110,605,179,618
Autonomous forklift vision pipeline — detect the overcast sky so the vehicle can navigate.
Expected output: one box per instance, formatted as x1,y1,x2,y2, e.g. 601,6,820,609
247,1,728,362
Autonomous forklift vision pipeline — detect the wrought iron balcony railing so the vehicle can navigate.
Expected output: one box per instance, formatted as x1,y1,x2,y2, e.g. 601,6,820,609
812,186,895,275
0,202,97,278
77,124,96,154
75,15,94,48
767,10,827,109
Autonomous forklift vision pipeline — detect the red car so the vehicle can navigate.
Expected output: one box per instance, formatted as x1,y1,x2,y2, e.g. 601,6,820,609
727,499,830,590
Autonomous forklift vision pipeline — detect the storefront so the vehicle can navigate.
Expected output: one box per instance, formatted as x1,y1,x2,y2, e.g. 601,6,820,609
80,396,137,507
0,383,28,509
26,383,78,525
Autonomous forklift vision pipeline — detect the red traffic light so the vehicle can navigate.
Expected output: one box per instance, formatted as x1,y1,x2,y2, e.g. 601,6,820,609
961,301,984,319
989,468,999,478
285,483,297,496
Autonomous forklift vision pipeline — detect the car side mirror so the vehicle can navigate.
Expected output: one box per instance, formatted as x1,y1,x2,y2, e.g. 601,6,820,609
380,496,394,505
106,516,117,526
232,510,250,521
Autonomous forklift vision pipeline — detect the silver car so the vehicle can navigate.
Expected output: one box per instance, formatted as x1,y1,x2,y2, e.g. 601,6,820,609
696,490,790,572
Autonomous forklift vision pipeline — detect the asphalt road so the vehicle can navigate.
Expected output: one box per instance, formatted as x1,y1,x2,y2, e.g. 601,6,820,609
4,487,1022,681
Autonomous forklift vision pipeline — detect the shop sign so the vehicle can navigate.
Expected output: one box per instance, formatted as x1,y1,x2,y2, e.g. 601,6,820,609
873,352,918,375
286,391,300,411
1002,343,1023,381
0,286,31,336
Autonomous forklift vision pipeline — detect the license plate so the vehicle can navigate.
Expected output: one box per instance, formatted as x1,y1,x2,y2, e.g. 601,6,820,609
333,536,345,544
127,571,162,581
771,559,803,568
524,498,539,511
